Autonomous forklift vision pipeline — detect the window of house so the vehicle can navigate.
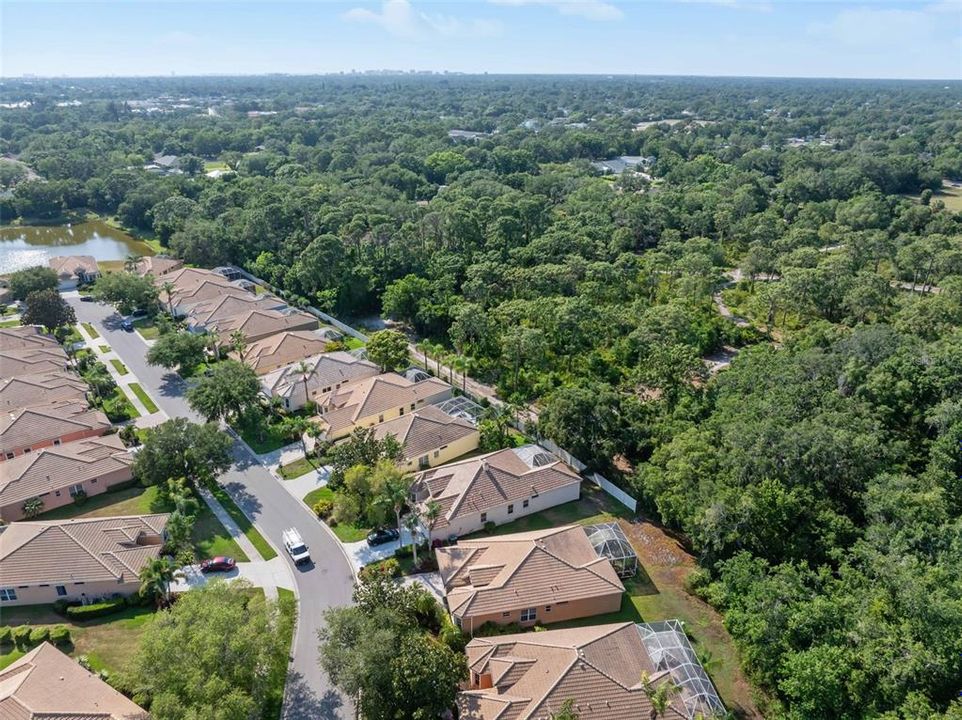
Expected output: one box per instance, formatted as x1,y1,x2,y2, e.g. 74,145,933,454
502,611,511,617
378,414,384,423
507,504,514,515
480,512,487,523
453,616,462,629
55,491,61,497
523,499,529,509
0,588,17,602
520,607,536,622
5,453,13,460
433,450,439,458
69,484,84,497
90,478,98,483
73,582,85,586
56,586,67,596
53,439,61,446
410,403,415,410
545,605,552,612
23,448,31,454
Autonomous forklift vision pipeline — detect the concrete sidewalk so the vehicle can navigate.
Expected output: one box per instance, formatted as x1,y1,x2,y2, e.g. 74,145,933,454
197,486,266,563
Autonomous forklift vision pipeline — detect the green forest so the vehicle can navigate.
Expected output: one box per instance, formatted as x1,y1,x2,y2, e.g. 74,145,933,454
2,74,961,719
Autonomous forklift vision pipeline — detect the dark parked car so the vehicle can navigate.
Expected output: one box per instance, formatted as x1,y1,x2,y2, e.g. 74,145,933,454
366,528,400,546
200,556,236,573
80,295,96,302
120,319,134,332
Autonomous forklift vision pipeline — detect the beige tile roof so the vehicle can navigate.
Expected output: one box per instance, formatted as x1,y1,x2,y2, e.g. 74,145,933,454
460,623,687,720
0,371,88,412
372,405,478,462
0,326,60,352
0,513,169,586
0,401,109,455
174,281,250,308
154,266,232,293
133,255,183,277
239,330,334,374
437,525,624,620
216,308,319,344
0,643,147,720
413,446,581,533
261,351,380,399
0,346,69,377
47,256,99,280
0,435,133,509
184,293,286,327
317,373,452,435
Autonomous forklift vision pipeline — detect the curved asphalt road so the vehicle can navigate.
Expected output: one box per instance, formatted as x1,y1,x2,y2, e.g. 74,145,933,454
67,295,355,720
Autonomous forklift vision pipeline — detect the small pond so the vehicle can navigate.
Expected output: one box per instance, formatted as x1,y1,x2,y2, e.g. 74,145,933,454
0,220,154,275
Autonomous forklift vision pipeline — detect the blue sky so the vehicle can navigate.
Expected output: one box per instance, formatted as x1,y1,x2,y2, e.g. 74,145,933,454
1,0,960,79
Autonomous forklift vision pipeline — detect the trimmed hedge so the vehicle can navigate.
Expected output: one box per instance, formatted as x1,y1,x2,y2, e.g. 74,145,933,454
0,626,11,645
65,597,126,620
28,627,49,644
12,626,31,646
49,625,71,646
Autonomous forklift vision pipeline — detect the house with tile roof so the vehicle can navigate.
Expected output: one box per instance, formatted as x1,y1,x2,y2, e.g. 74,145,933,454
0,345,69,377
0,400,111,461
372,404,479,472
260,350,380,411
460,622,707,720
183,293,288,330
133,255,183,277
47,255,100,289
155,267,250,316
411,445,581,541
0,513,168,605
436,525,624,632
0,642,148,719
0,434,134,521
314,372,453,441
0,325,60,351
239,330,342,375
213,308,322,348
0,370,89,412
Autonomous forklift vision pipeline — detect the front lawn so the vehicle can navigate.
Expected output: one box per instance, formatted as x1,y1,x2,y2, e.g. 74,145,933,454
128,382,159,413
233,415,290,455
278,456,320,480
103,387,139,421
343,336,365,350
37,484,249,562
0,318,20,328
132,318,159,339
80,322,100,339
303,487,370,543
210,485,277,560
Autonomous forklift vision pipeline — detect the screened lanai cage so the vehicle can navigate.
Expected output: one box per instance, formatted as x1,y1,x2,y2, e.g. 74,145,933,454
435,395,485,425
584,522,638,578
637,620,727,719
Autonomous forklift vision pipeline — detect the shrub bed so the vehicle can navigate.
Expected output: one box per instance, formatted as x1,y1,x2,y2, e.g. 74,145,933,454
0,626,11,645
64,597,127,620
12,626,32,646
28,627,50,644
49,625,71,646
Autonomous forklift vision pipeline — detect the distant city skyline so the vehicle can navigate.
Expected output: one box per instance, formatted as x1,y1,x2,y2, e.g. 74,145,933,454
2,0,960,80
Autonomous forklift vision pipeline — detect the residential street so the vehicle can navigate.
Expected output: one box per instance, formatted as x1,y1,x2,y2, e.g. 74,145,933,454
66,294,355,720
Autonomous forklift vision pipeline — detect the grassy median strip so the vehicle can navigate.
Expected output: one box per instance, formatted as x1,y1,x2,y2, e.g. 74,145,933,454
98,344,110,353
80,322,100,339
109,358,129,375
210,485,278,560
127,382,159,414
264,588,296,720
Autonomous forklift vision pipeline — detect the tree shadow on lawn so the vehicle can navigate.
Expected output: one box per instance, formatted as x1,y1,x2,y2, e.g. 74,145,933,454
219,479,264,518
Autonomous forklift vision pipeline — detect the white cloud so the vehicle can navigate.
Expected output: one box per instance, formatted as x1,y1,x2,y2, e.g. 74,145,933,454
808,5,941,48
488,0,624,21
343,0,503,38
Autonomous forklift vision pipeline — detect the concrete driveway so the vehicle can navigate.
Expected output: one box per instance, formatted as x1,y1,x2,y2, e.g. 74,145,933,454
172,558,295,598
67,295,355,720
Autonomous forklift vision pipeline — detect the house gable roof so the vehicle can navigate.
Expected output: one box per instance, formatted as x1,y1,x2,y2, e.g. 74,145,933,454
371,404,477,462
0,326,60,351
0,371,88,412
47,256,99,280
317,373,451,434
0,401,109,453
260,351,379,398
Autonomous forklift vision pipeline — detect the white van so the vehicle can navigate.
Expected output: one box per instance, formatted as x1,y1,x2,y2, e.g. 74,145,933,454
282,528,311,565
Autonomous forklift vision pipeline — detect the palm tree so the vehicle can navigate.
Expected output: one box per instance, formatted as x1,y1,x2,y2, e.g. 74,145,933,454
230,330,248,362
403,512,422,565
415,341,429,371
160,281,177,315
138,557,182,608
124,254,143,273
204,330,221,358
372,461,410,544
450,355,468,393
640,672,681,720
421,499,441,545
295,359,312,408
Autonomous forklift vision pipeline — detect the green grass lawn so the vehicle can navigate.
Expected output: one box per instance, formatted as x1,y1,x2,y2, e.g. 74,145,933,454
109,358,129,375
128,382,159,413
0,604,157,676
278,456,320,479
132,318,159,339
343,336,365,350
98,344,110,353
0,318,20,328
234,417,290,454
80,322,100,339
204,160,230,171
37,484,249,562
302,487,370,543
109,387,140,420
264,588,296,720
210,485,277,560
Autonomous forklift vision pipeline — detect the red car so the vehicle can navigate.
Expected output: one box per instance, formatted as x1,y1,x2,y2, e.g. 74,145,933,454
200,556,236,573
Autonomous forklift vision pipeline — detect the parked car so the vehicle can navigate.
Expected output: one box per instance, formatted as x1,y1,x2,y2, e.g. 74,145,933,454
80,295,96,303
283,528,312,565
366,527,400,546
200,556,236,573
129,308,148,319
120,318,134,331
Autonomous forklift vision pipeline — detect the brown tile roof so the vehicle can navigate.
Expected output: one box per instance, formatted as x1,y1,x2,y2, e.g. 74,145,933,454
372,405,478,462
460,623,687,720
437,526,624,621
260,351,380,399
239,330,333,374
216,308,319,344
47,256,99,280
0,435,133,509
0,371,88,411
0,346,69,377
412,446,581,533
133,255,183,277
0,513,169,586
317,373,451,434
0,643,147,720
154,266,232,293
184,293,286,327
174,281,250,308
0,326,60,351
0,401,109,455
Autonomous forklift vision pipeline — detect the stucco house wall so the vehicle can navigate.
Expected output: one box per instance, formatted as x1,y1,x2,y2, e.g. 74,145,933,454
1,427,108,462
397,430,480,473
0,466,133,522
0,579,142,607
455,592,624,634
